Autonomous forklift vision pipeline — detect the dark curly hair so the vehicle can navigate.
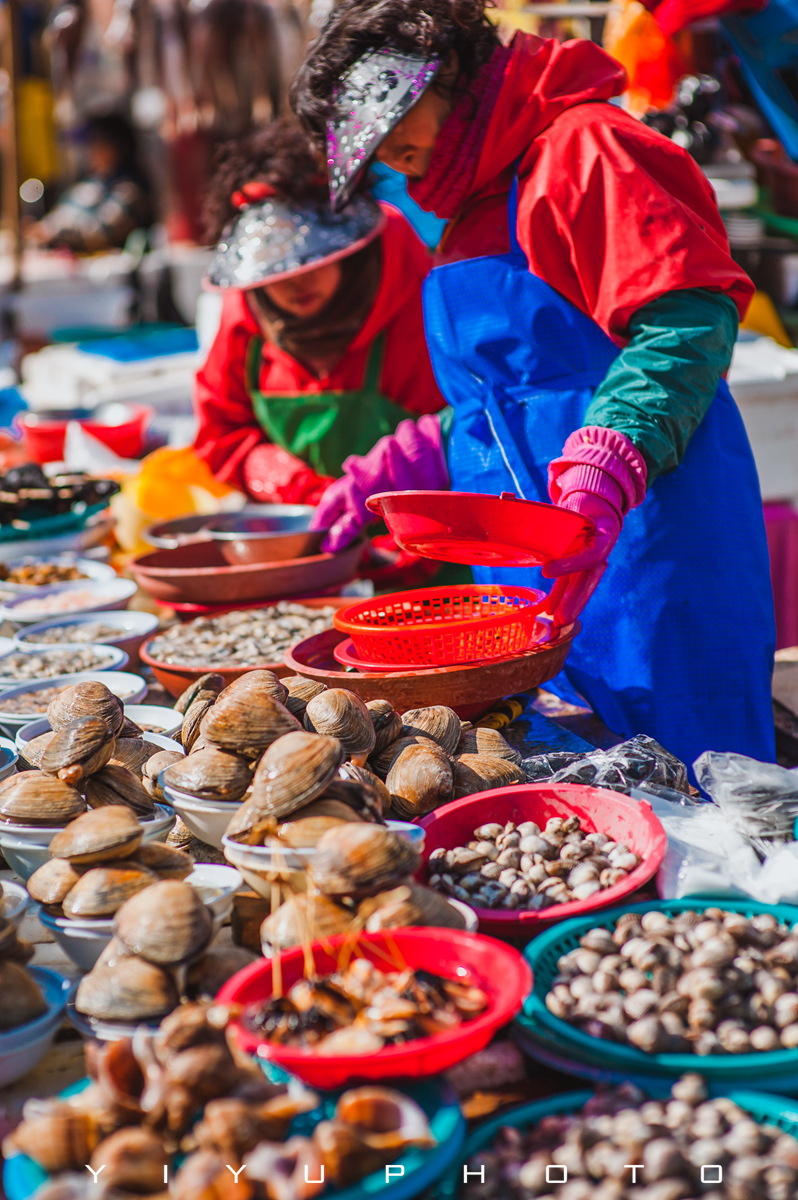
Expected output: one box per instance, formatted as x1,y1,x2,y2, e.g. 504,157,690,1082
202,118,327,244
290,0,499,150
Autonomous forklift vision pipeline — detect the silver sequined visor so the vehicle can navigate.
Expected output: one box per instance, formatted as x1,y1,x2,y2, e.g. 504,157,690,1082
327,47,442,212
205,194,386,290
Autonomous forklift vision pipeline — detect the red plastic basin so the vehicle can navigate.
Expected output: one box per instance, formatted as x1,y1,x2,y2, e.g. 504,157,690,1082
366,491,594,568
18,405,154,464
418,784,667,940
217,928,532,1089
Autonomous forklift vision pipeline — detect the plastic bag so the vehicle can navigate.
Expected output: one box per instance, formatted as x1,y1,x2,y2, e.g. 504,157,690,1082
546,734,690,795
652,799,761,899
694,751,798,854
520,751,586,781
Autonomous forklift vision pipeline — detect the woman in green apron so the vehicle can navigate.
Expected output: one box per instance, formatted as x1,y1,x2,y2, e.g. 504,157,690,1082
194,121,445,505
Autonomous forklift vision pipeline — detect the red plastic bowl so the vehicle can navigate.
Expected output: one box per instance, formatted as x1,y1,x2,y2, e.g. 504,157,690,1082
366,491,593,568
418,784,667,940
18,405,154,464
217,928,532,1089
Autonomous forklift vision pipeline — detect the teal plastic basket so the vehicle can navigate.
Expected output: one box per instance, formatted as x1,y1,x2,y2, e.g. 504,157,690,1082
524,897,798,1083
0,502,109,544
434,1084,798,1200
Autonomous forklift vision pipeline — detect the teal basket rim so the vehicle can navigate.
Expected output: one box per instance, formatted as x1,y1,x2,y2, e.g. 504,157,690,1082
524,897,798,1074
435,1083,798,1200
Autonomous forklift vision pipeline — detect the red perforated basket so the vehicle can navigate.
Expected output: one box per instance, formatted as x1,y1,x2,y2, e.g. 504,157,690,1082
332,584,548,667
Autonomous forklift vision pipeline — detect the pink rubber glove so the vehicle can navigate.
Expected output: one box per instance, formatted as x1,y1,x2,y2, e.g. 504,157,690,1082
543,427,647,626
310,415,449,553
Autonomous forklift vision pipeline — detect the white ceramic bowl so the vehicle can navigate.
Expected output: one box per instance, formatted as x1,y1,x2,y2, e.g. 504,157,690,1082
164,783,240,851
0,643,129,684
125,704,182,738
15,610,160,666
0,734,18,779
0,803,175,881
0,578,138,624
0,557,116,589
36,863,242,971
0,966,71,1086
0,879,29,926
0,670,147,731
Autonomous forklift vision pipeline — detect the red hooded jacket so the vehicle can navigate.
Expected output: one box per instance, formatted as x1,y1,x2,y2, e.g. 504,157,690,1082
437,34,754,343
194,204,445,492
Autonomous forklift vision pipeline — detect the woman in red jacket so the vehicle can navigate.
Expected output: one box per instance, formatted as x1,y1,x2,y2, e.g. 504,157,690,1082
194,120,445,504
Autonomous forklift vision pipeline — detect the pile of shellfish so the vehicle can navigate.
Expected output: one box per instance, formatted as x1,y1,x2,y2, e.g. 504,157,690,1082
428,816,641,912
0,899,47,1031
461,1072,798,1200
546,907,798,1055
3,999,437,1200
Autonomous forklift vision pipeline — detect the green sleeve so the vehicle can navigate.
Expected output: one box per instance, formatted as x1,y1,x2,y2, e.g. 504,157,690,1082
437,405,455,456
584,287,739,484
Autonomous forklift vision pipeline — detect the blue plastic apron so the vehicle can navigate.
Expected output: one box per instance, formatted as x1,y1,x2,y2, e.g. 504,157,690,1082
422,180,776,770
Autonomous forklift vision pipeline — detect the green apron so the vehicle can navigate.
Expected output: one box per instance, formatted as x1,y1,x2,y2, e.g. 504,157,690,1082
247,333,412,477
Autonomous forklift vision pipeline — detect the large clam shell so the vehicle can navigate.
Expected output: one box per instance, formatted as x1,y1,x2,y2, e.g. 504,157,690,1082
385,743,454,818
282,676,327,719
360,882,467,932
41,717,116,786
453,753,527,797
338,763,390,818
368,734,437,780
62,861,159,919
142,750,184,801
49,805,143,864
19,730,56,770
4,1102,103,1173
0,772,86,827
27,858,85,906
133,841,193,879
181,693,218,752
218,669,288,705
226,731,344,841
200,691,301,758
260,892,353,957
0,961,48,1029
108,739,155,780
85,765,156,817
163,748,252,802
304,690,376,761
334,1087,436,1151
309,823,420,898
366,700,402,755
456,726,522,763
89,1128,171,1195
401,706,462,755
47,681,124,736
114,879,213,965
75,956,179,1021
175,673,225,715
276,800,364,848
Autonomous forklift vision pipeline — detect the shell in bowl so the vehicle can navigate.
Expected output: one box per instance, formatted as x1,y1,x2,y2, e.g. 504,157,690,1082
0,578,138,624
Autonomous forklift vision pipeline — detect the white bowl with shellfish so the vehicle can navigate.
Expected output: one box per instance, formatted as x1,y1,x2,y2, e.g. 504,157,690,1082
0,670,147,731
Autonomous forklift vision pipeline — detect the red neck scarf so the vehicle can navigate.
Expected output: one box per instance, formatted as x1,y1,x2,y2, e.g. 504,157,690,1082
407,44,512,220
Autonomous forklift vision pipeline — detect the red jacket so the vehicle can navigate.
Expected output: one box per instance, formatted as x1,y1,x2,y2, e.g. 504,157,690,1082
438,34,754,343
194,204,445,492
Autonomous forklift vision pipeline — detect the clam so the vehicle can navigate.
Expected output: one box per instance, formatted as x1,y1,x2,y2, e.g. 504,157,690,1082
456,725,522,763
386,742,454,817
188,1093,316,1157
76,955,179,1021
142,748,185,800
163,747,252,802
366,699,402,754
62,861,159,919
19,729,56,769
276,800,364,847
321,777,385,824
260,892,354,956
40,717,116,786
171,1150,250,1200
200,690,301,758
85,764,156,817
119,717,144,739
282,676,327,718
186,946,258,999
368,733,438,780
218,668,288,705
4,1103,104,1172
108,738,155,780
181,692,218,752
309,823,420,898
49,805,143,864
133,841,193,879
226,732,343,840
47,680,125,736
339,762,390,816
335,1086,436,1151
244,1136,325,1200
115,879,213,965
175,673,225,715
0,961,48,1028
304,689,376,763
453,753,527,797
360,882,467,931
401,706,462,754
89,1127,171,1194
0,772,86,826
27,857,85,907
313,1121,390,1188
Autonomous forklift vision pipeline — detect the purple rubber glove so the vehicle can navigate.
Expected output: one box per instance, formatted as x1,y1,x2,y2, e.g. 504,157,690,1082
310,414,449,553
542,427,647,626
